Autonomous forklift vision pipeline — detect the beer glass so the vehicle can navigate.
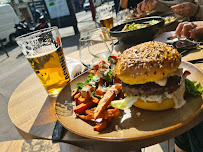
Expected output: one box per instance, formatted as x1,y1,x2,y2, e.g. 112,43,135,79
16,27,70,97
97,5,114,31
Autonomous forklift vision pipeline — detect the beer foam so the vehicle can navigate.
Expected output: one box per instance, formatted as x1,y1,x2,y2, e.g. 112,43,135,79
17,34,61,58
26,44,59,58
100,16,113,21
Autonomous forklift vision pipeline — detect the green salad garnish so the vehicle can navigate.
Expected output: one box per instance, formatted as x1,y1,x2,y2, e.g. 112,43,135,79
101,69,116,83
92,92,101,99
150,19,160,25
185,79,203,96
77,74,94,89
122,19,159,31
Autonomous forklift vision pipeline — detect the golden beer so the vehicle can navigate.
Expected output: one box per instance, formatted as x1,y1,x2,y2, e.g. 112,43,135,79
16,27,70,97
27,46,70,97
100,16,113,31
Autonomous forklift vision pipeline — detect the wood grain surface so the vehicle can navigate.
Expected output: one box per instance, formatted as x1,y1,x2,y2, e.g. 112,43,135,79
8,34,203,152
8,73,47,133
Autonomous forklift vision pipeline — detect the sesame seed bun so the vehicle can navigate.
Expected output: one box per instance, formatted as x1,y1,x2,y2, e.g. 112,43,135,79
116,41,181,85
133,98,175,111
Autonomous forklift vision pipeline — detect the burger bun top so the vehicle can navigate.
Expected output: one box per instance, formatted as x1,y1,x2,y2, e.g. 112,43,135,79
116,41,181,85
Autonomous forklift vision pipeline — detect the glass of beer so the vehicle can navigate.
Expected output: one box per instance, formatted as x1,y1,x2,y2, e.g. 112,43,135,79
97,5,114,31
15,27,70,97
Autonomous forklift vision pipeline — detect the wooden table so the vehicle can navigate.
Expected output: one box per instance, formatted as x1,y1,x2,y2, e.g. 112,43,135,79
8,35,203,152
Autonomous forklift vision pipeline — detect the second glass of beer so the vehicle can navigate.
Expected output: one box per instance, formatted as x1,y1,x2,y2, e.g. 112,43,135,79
16,27,70,97
97,5,113,31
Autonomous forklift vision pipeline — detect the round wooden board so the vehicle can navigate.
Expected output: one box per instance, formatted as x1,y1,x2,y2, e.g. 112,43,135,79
55,61,203,141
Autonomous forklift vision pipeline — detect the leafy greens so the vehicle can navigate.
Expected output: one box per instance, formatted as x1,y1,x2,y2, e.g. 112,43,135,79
185,78,203,96
77,74,94,89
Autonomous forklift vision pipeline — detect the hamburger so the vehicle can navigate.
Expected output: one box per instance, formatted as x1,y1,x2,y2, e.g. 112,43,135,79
116,41,189,111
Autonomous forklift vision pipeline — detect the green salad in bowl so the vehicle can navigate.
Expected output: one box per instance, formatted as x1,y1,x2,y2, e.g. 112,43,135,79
122,19,159,31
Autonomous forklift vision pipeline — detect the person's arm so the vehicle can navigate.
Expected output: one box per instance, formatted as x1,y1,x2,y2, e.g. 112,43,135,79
137,0,172,14
120,0,128,9
194,0,203,19
196,5,203,19
171,2,199,17
154,0,173,12
157,0,180,6
155,0,196,11
171,1,202,20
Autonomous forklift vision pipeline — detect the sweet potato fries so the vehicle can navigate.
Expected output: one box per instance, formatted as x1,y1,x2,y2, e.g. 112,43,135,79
72,56,123,132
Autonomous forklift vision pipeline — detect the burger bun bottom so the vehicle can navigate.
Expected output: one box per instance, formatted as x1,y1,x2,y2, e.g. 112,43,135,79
133,98,175,111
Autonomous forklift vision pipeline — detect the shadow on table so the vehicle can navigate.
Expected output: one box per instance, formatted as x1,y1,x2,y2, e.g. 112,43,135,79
16,52,24,59
61,33,81,50
0,56,8,63
0,43,18,56
21,140,59,152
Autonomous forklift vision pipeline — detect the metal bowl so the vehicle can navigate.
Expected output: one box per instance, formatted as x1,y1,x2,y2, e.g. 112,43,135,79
109,16,164,45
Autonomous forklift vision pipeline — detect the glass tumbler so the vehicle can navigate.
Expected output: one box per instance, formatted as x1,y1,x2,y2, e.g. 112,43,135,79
79,35,93,68
87,27,114,59
16,27,70,97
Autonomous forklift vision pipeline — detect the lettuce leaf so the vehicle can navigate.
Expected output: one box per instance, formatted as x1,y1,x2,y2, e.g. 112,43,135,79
185,78,203,96
110,96,138,110
150,20,159,25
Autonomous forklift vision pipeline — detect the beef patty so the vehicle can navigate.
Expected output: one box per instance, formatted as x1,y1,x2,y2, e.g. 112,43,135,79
122,76,181,96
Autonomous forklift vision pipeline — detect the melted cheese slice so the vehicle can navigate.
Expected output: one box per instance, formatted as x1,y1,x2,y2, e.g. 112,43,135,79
154,78,167,86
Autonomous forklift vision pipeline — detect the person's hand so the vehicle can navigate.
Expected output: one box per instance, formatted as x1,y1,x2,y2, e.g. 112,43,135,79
171,2,199,17
175,21,203,40
137,0,158,14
